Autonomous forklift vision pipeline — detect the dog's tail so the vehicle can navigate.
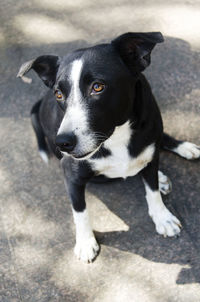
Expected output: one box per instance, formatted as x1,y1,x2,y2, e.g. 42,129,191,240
31,100,49,164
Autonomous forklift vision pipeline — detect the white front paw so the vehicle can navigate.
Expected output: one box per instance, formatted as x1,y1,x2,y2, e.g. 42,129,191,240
176,142,200,160
74,236,99,262
151,209,182,237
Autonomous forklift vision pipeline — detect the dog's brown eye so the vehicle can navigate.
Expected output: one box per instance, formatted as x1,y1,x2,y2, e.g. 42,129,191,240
92,83,105,93
55,90,63,101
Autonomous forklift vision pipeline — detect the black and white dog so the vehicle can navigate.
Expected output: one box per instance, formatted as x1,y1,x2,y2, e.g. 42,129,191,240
18,32,200,262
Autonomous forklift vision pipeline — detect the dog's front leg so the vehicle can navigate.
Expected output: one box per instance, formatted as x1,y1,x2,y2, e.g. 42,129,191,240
141,156,182,237
63,165,99,262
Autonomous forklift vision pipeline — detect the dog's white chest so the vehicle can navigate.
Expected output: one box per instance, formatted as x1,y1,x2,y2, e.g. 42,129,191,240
89,122,155,179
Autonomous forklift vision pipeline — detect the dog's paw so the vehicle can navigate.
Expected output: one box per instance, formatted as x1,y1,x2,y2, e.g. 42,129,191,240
175,142,200,160
151,209,181,237
158,171,172,195
74,236,99,263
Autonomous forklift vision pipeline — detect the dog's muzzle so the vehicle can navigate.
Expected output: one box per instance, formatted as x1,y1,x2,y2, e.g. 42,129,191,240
55,132,102,160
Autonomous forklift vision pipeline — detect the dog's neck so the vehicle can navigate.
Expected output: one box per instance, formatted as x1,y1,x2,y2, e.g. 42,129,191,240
103,121,132,151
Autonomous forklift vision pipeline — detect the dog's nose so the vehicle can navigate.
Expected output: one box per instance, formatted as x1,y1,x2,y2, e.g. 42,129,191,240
55,133,77,152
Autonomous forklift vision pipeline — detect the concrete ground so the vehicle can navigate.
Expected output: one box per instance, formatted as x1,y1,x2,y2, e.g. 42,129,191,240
1,0,200,301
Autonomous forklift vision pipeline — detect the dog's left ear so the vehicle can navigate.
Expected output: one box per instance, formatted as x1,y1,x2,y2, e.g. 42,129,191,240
17,55,60,88
111,32,164,73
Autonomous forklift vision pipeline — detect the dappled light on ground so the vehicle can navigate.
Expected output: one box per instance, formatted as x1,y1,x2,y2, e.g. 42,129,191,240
1,0,200,301
34,0,91,10
1,197,60,240
14,14,86,44
1,2,200,49
87,192,130,232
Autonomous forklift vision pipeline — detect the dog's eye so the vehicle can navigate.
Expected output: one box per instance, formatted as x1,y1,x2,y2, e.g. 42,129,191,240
92,83,105,94
55,90,63,101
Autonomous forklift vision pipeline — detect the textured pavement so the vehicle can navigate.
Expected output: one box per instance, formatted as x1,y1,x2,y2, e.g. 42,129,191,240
0,1,200,301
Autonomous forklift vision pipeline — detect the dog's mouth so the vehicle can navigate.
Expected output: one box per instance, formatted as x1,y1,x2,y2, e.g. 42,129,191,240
70,144,102,161
72,151,92,159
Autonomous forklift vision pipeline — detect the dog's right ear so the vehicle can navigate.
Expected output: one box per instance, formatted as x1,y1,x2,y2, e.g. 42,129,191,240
17,55,60,88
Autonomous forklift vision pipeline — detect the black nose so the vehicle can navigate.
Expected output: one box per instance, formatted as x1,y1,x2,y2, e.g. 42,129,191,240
55,133,77,152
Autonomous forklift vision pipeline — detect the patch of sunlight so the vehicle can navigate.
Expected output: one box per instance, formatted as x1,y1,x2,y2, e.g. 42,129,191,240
14,14,86,44
51,246,198,302
0,167,11,193
93,259,198,302
0,29,5,44
1,198,59,240
162,102,200,141
34,0,90,10
70,4,200,49
86,192,129,232
14,242,48,270
157,5,200,50
185,88,200,101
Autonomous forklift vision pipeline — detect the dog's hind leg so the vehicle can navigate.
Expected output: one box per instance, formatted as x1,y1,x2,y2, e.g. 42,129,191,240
158,170,172,195
141,154,181,237
31,100,49,163
162,133,200,160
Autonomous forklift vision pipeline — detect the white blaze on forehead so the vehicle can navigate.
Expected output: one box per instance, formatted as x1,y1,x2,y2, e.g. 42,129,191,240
70,59,82,101
57,59,88,135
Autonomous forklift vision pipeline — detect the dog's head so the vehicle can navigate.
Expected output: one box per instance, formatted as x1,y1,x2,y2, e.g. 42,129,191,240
18,32,163,160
